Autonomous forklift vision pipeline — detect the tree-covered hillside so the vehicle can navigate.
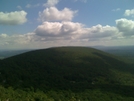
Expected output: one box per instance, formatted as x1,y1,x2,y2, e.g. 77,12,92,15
0,47,134,100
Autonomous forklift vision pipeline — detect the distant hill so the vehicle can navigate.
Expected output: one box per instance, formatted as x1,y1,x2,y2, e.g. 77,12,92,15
0,50,32,59
96,46,134,63
0,46,134,91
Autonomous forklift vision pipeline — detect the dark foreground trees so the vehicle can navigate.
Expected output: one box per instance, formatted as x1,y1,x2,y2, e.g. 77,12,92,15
0,85,134,101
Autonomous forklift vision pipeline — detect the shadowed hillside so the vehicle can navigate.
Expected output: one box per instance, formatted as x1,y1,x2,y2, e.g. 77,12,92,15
0,47,134,90
0,47,134,100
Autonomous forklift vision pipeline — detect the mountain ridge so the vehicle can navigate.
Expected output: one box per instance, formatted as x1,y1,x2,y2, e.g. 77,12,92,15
0,46,134,92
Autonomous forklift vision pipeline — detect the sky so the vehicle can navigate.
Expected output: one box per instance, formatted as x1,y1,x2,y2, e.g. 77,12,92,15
0,0,134,50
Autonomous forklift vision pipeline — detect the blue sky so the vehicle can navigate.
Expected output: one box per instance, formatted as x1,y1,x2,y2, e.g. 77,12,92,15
0,0,134,50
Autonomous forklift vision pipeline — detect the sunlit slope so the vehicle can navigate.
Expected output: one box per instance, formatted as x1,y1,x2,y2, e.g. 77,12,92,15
0,47,134,91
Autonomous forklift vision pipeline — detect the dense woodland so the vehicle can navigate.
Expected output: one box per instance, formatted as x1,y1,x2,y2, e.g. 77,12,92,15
0,47,134,101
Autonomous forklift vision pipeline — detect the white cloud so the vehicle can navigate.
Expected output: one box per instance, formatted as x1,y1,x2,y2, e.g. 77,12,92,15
43,0,59,7
38,7,77,22
60,21,84,35
17,5,22,9
32,21,127,47
116,18,134,36
124,9,134,17
112,8,120,12
81,25,118,39
0,33,40,50
35,21,83,38
1,19,134,49
35,21,118,42
0,34,8,38
0,33,35,47
13,33,35,44
26,4,40,8
35,22,62,37
0,11,27,25
1,2,134,49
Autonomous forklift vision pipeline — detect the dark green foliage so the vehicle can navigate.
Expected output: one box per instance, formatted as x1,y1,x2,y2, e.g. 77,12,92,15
0,85,53,101
0,46,134,100
0,85,134,101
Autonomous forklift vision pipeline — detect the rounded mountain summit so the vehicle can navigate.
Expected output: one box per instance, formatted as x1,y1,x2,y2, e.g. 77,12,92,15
0,46,134,91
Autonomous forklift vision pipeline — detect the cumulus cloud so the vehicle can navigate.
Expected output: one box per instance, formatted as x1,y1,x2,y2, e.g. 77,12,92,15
43,0,59,7
0,33,40,49
0,11,27,25
35,21,83,37
81,25,118,39
1,19,133,49
35,21,118,42
13,33,35,44
124,9,134,17
0,33,35,47
60,21,84,35
35,22,62,36
116,18,134,36
38,7,77,22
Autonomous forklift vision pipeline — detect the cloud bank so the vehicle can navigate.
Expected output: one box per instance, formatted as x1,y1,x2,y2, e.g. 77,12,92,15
0,11,27,25
1,18,134,49
34,21,119,42
1,0,134,49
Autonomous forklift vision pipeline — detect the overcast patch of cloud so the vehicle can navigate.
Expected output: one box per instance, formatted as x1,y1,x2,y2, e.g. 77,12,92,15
38,7,77,22
116,18,134,37
124,9,134,17
0,11,27,25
